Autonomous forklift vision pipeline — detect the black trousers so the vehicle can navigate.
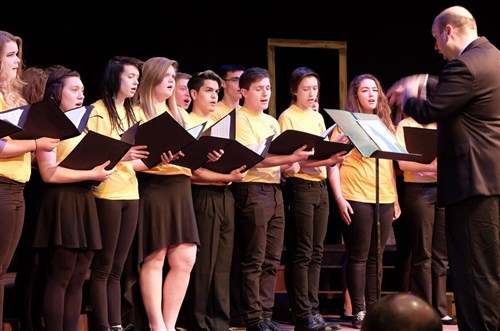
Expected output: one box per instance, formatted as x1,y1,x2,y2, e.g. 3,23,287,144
185,184,235,331
446,195,500,331
283,177,329,320
231,183,285,326
403,183,449,317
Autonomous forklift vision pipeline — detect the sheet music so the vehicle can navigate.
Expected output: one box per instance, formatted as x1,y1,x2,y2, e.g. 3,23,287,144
321,124,337,138
209,115,232,138
187,122,206,139
64,106,87,127
254,140,268,155
246,142,261,154
357,119,405,153
247,135,273,156
0,107,24,125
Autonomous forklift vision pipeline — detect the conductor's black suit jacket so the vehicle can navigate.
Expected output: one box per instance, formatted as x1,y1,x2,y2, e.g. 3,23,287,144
405,37,500,206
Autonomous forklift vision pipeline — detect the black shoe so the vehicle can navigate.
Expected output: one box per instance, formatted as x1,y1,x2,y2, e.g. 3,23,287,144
123,324,137,331
294,315,324,331
340,310,354,321
351,311,365,329
312,313,342,330
262,317,286,331
246,320,273,331
441,316,457,325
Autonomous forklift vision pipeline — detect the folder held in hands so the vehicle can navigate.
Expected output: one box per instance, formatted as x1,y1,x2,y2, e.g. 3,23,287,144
0,99,93,140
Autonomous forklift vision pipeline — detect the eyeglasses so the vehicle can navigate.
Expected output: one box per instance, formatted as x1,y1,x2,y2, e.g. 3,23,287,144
224,77,240,83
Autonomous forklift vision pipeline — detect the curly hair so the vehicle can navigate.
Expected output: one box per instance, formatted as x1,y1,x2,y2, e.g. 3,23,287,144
345,73,395,133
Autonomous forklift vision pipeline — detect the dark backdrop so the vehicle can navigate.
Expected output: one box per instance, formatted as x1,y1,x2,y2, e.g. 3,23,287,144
3,1,498,112
2,1,499,248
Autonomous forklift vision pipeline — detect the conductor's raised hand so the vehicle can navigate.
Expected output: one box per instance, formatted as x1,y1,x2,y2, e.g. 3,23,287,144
386,77,406,108
387,74,425,108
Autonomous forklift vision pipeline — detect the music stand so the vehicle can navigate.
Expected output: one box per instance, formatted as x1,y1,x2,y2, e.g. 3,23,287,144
325,109,421,298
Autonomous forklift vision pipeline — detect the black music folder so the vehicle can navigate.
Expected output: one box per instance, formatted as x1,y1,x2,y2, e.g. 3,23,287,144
0,117,23,138
202,135,273,174
268,129,324,155
132,111,206,169
119,121,140,145
170,109,237,170
311,140,355,160
403,126,437,164
0,104,30,138
0,99,93,140
58,130,133,171
324,109,421,162
170,136,229,170
267,124,350,159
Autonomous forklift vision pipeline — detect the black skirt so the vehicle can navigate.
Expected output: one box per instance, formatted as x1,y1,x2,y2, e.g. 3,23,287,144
136,173,199,264
33,182,102,250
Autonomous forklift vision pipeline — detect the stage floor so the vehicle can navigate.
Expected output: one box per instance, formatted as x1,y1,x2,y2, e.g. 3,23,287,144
228,315,459,330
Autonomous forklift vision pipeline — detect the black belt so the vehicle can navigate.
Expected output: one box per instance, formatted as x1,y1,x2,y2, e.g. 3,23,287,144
192,184,230,192
286,177,327,188
232,182,281,189
406,182,437,187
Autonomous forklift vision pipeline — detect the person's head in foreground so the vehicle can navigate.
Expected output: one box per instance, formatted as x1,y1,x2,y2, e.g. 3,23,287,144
361,293,442,331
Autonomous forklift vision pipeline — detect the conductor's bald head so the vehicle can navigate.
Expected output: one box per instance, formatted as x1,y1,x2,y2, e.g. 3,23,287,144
361,293,442,331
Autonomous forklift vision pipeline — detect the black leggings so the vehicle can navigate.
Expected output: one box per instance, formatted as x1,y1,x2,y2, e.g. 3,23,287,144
90,199,139,329
342,201,394,315
43,247,93,331
0,178,25,328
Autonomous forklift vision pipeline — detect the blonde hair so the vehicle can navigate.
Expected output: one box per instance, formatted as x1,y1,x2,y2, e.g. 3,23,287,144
134,57,184,127
0,30,27,108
